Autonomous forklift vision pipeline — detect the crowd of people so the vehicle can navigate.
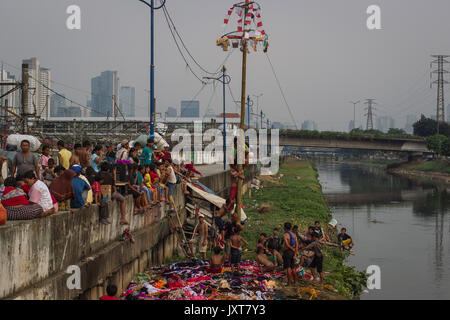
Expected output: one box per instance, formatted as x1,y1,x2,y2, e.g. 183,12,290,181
197,137,356,288
0,137,202,226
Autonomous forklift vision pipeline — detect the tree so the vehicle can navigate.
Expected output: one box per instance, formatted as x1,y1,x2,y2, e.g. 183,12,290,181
387,128,407,135
413,114,450,137
413,115,437,137
426,134,450,156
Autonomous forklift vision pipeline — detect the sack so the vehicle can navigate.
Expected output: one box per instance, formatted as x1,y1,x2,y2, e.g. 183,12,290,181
0,204,7,225
6,134,41,152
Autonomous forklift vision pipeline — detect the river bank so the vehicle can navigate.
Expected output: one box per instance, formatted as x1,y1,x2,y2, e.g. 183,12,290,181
242,159,367,299
387,160,450,186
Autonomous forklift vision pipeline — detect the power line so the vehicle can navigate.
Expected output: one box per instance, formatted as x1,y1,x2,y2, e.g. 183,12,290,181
162,5,221,76
28,74,109,117
265,53,298,130
162,6,208,84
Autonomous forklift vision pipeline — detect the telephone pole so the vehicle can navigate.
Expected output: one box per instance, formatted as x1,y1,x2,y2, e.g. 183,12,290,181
21,63,29,134
364,99,376,131
431,55,449,134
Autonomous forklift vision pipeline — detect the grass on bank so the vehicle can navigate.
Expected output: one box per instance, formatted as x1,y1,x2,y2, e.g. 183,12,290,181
241,160,367,299
409,160,450,174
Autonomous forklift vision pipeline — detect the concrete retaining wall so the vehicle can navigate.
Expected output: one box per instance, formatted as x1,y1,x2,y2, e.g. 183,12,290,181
0,165,258,300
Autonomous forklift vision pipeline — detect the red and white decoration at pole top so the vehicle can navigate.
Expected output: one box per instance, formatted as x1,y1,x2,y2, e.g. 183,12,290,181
217,1,269,53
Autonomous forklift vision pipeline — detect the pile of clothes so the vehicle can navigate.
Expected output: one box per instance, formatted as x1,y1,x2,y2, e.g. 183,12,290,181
120,260,284,300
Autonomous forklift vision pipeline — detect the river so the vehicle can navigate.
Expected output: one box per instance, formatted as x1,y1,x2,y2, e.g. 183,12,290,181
317,162,450,300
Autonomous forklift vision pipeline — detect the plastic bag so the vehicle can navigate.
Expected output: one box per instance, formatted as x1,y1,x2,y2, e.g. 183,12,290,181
6,134,41,152
0,203,6,225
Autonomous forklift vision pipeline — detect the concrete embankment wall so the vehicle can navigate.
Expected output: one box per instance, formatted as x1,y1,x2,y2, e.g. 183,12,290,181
0,166,258,300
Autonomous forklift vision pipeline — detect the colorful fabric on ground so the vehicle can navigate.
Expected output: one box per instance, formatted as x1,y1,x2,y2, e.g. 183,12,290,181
119,260,284,301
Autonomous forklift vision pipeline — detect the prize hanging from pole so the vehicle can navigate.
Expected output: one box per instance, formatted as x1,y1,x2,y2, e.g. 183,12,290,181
217,1,269,53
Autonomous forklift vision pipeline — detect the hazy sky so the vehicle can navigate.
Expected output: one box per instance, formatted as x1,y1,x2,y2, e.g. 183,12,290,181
1,0,450,131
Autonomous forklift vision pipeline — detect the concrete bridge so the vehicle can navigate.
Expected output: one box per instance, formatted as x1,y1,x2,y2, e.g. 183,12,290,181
278,134,430,153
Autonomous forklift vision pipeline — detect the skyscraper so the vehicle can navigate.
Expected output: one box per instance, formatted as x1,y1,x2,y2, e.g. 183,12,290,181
166,107,177,117
119,86,135,118
22,58,51,119
50,93,66,117
91,71,119,117
376,116,395,133
181,100,200,118
0,66,20,116
404,114,417,134
301,120,318,131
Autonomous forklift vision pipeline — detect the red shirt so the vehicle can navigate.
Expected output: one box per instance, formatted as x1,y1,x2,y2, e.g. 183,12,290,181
1,187,29,207
149,171,159,182
99,296,117,300
184,163,201,175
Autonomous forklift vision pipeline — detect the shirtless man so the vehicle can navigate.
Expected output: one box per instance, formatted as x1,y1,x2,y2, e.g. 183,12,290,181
256,247,274,272
198,216,209,260
282,222,299,287
229,226,248,273
209,246,225,274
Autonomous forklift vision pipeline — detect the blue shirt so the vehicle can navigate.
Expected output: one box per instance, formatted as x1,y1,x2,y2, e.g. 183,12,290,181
90,154,100,173
71,176,90,208
142,146,154,165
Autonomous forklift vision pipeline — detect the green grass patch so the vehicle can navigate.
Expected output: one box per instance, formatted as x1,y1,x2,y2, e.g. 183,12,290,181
242,160,366,299
410,160,450,174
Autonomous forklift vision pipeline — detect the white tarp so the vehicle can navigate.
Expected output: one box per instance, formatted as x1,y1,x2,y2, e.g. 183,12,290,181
186,182,247,222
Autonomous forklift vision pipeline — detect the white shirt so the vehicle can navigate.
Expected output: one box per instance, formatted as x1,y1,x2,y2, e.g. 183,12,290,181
167,166,177,184
29,180,54,211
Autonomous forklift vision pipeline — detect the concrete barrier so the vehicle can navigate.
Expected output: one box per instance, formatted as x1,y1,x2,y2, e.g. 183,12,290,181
0,165,258,300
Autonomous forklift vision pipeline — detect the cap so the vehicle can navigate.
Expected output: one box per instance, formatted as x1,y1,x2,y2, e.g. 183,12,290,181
70,165,82,174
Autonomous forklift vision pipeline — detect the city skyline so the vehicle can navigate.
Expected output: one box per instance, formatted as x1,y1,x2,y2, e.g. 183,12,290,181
1,0,450,130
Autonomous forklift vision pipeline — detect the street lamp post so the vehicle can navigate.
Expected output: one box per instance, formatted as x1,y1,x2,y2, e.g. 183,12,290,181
138,0,166,137
349,100,360,131
203,66,231,170
253,93,263,129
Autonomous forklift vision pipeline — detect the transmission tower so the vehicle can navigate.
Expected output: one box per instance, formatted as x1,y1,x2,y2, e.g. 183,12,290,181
364,99,377,131
431,55,450,133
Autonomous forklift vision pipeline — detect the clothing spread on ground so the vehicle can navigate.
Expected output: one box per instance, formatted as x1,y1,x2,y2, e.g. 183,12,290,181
120,260,285,300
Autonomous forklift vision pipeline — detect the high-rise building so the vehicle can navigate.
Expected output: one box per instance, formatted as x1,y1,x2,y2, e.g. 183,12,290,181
301,120,318,131
50,93,66,117
376,116,395,133
91,71,119,117
404,114,417,134
22,57,52,119
348,120,355,132
0,66,20,117
180,100,200,118
166,107,177,117
271,122,285,130
119,86,135,118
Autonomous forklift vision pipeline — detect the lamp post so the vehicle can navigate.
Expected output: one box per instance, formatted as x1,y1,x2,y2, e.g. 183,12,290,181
138,0,166,137
349,100,360,131
253,93,263,129
203,66,232,170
